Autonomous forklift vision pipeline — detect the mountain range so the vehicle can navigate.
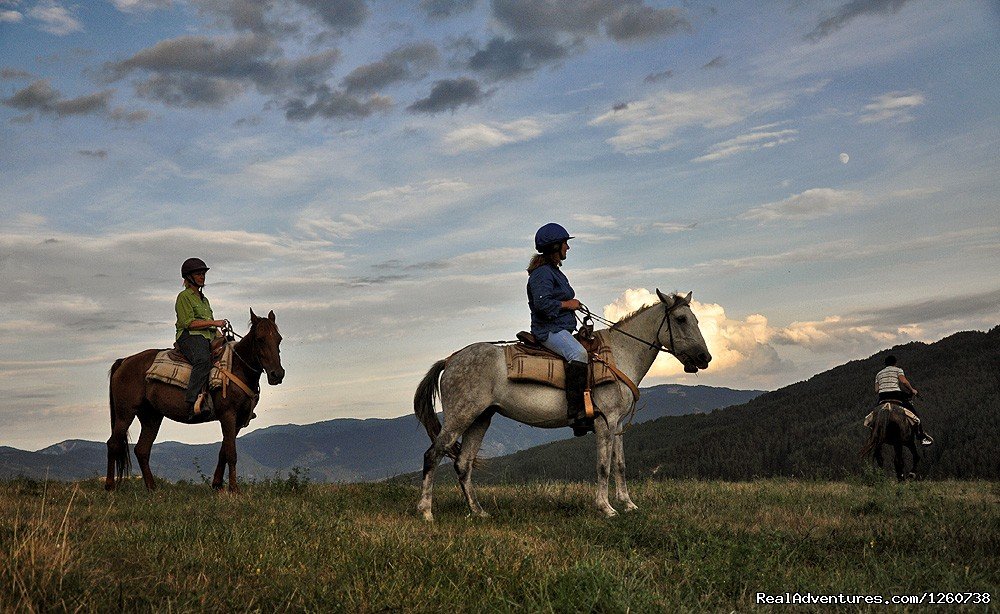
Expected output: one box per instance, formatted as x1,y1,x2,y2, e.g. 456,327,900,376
0,384,762,483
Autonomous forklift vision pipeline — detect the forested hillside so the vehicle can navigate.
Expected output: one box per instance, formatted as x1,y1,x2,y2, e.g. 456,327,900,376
470,327,1000,482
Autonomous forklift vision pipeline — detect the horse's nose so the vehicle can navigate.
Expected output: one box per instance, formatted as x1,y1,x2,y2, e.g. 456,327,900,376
699,352,712,365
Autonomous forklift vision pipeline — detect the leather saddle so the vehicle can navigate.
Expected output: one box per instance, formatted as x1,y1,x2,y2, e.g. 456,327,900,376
514,330,602,357
168,336,227,364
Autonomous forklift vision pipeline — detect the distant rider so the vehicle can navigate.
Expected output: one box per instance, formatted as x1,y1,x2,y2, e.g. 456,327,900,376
871,355,933,445
527,223,592,436
175,258,226,421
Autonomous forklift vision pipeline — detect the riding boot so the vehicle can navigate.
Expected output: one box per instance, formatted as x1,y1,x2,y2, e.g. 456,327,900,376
565,361,592,437
914,423,934,446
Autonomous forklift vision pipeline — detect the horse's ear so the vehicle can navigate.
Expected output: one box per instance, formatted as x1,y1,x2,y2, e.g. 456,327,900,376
267,310,275,322
656,288,673,306
250,308,259,322
683,291,692,305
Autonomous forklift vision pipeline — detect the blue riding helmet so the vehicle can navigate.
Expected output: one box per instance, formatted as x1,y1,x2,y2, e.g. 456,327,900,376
534,223,574,253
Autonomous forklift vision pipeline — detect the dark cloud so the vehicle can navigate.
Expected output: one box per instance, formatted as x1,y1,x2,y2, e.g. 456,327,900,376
604,5,688,41
108,107,150,123
805,0,913,41
77,149,108,159
194,0,285,36
407,77,484,113
852,288,1000,327
104,34,339,107
135,73,244,108
342,42,440,94
644,69,673,83
1,67,32,80
373,259,451,271
612,102,628,111
1,79,115,117
702,55,726,69
421,0,477,19
492,0,687,42
284,86,391,120
467,35,572,81
294,0,368,33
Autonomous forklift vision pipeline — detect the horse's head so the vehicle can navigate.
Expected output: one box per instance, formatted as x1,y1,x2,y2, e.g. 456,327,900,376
249,308,285,385
656,289,712,373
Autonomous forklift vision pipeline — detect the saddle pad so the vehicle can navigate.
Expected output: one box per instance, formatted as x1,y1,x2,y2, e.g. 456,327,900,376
145,343,234,390
504,340,619,389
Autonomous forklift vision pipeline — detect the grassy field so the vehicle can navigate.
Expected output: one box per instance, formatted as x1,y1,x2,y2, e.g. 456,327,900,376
1,473,997,612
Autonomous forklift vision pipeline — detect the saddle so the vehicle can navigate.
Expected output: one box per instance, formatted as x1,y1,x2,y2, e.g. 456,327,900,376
165,336,228,364
504,331,622,391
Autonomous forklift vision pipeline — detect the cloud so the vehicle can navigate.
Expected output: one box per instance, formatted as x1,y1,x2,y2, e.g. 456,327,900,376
805,0,915,41
572,213,617,229
1,67,32,79
0,9,22,22
28,1,82,35
441,118,542,153
858,91,924,123
111,0,170,11
740,188,865,222
590,85,792,154
77,149,108,159
1,79,117,117
466,35,572,81
294,0,368,33
602,289,787,378
492,0,686,41
702,55,726,69
420,0,477,19
693,126,798,162
104,34,340,108
342,42,440,94
284,87,391,120
643,69,672,83
408,77,485,113
604,5,688,41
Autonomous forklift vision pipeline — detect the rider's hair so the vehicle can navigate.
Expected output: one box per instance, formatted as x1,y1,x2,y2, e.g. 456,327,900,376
526,252,561,273
884,355,897,366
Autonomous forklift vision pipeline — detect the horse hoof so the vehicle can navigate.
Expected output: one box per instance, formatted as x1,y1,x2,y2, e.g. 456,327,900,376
470,510,490,519
422,511,435,522
623,503,639,513
602,508,619,518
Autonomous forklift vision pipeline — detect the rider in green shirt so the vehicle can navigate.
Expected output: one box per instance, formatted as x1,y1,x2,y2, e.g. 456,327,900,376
175,258,226,420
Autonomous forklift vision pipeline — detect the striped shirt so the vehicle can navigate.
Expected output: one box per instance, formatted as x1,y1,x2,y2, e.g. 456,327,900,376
875,366,904,393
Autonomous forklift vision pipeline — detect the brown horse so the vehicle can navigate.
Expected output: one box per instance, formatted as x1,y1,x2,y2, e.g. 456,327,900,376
106,309,284,492
860,402,920,481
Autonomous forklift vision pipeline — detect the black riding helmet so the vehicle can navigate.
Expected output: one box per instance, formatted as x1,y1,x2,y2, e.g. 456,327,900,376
534,223,573,254
181,258,209,284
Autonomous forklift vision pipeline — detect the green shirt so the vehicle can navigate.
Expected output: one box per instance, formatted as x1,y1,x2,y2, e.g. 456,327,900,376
175,288,217,341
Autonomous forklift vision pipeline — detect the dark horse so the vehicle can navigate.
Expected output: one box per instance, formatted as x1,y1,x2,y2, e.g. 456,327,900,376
106,309,284,492
860,402,920,481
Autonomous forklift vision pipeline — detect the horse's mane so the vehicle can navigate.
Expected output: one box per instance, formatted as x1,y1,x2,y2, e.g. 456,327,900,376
613,296,674,326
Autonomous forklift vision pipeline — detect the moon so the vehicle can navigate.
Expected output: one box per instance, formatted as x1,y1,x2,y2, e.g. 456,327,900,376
839,153,850,164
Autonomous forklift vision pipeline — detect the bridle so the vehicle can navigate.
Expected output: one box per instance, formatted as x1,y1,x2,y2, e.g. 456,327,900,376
579,299,685,356
223,320,263,376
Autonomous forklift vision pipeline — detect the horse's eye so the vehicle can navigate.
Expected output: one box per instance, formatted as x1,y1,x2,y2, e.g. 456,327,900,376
676,316,687,324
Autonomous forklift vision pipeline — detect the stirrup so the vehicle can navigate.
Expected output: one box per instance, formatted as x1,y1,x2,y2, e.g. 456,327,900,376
920,435,934,446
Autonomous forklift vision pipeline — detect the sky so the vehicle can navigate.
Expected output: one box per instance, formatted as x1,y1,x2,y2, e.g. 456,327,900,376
1,0,998,451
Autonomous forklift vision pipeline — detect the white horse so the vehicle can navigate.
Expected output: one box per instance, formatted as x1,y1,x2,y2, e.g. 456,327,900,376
414,289,712,520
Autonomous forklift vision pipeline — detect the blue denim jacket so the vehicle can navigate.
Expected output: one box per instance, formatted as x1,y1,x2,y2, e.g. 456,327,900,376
527,263,577,341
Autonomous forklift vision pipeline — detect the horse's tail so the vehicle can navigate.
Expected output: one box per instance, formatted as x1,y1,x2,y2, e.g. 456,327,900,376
108,358,132,483
414,359,462,460
859,404,889,459
414,359,447,442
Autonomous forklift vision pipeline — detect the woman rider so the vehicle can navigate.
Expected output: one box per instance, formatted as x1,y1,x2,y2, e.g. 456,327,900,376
527,223,592,435
176,258,226,420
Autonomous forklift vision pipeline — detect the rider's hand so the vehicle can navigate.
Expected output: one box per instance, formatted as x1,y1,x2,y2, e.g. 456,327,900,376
214,320,226,328
563,299,581,311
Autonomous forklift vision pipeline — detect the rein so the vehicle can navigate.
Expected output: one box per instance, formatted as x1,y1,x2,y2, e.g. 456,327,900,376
223,320,263,385
579,301,680,356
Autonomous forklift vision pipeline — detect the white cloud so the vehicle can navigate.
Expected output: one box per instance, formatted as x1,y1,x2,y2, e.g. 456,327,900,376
0,9,22,22
110,0,170,11
859,91,925,124
442,119,543,154
572,213,617,228
740,188,865,222
589,86,792,154
693,127,798,162
28,1,82,35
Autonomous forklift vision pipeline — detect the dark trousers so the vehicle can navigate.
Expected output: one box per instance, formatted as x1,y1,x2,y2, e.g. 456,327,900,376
878,390,914,411
177,331,212,406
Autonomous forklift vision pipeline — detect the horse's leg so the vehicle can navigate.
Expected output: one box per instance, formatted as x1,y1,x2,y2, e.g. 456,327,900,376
216,414,240,493
455,410,493,518
893,443,905,482
906,440,920,479
612,431,638,512
134,410,163,491
418,411,476,522
874,444,884,469
593,416,618,518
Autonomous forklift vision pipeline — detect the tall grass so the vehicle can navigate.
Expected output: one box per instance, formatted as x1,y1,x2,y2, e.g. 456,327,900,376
1,474,996,612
